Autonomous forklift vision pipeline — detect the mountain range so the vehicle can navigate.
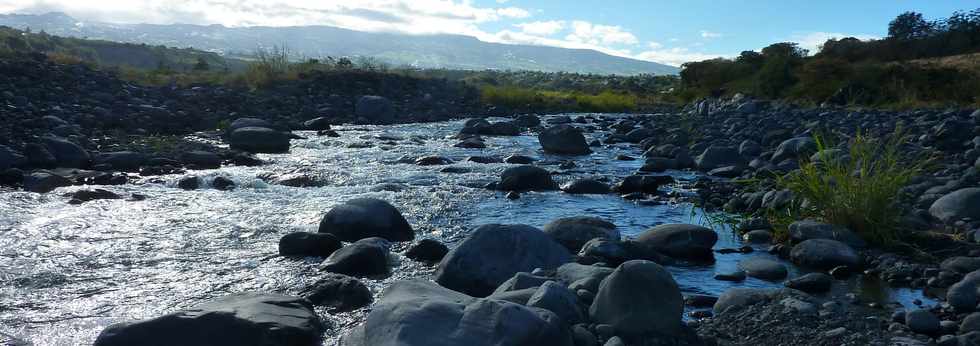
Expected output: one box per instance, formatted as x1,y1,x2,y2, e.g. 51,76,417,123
0,12,679,75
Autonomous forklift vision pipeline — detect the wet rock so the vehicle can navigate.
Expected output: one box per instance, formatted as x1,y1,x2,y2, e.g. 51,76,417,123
460,119,522,136
415,156,452,166
578,238,667,266
340,280,573,346
613,175,674,194
634,224,717,260
504,154,536,164
42,136,90,168
714,270,746,282
279,232,342,257
738,258,788,280
355,95,395,124
905,309,940,334
497,165,556,191
743,229,772,243
639,157,676,172
93,293,322,346
229,127,291,153
180,151,222,169
318,198,414,242
270,173,325,187
589,260,683,336
784,273,833,293
95,151,146,171
177,176,200,190
23,171,71,193
300,273,372,313
434,224,572,297
67,189,121,203
320,237,391,277
930,188,980,224
404,239,449,263
513,115,541,128
528,281,584,324
948,271,980,312
467,156,501,164
226,118,273,136
695,146,742,171
506,191,520,200
454,137,486,148
790,239,859,270
561,179,611,194
543,216,620,253
539,125,591,155
0,145,26,170
303,117,332,131
212,176,235,190
788,220,866,248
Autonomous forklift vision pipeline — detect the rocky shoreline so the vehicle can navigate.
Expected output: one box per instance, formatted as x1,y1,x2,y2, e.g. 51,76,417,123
4,55,980,346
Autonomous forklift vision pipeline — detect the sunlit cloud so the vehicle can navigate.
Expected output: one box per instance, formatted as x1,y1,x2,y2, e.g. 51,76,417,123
514,20,565,36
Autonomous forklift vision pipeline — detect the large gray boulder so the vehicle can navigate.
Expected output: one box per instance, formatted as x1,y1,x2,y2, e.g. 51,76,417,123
341,280,572,346
0,145,26,170
633,224,717,260
543,216,620,253
23,171,71,193
589,260,683,336
789,239,859,270
93,293,323,346
930,188,980,224
539,125,591,155
320,237,391,277
226,118,272,136
713,288,777,314
435,224,572,297
497,165,556,191
299,273,373,313
948,271,980,312
738,258,788,280
95,151,146,171
772,137,817,163
528,281,584,324
42,136,90,168
695,146,742,171
318,198,414,242
556,263,614,293
229,127,291,153
788,220,866,248
355,95,395,124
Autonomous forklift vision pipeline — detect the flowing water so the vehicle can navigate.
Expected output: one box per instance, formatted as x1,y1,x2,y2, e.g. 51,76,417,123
0,115,934,346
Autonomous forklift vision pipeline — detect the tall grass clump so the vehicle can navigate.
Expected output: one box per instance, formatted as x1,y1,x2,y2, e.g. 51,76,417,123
480,86,636,112
770,127,926,245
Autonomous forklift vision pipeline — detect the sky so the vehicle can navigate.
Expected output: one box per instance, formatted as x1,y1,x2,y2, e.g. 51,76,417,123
0,0,976,66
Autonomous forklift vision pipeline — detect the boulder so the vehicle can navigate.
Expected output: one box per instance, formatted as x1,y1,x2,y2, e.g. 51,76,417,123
229,127,291,153
713,287,776,314
772,137,817,163
614,175,674,194
278,232,342,257
355,95,395,124
543,216,620,253
790,239,859,270
320,237,391,277
539,125,591,155
23,171,71,193
556,263,614,293
67,189,121,203
633,224,717,260
695,146,742,171
180,151,222,169
788,220,866,248
434,224,572,297
0,145,26,170
93,293,322,346
784,273,833,293
94,151,145,171
738,258,788,280
514,115,542,128
905,309,940,334
226,118,272,136
318,198,414,242
497,165,556,191
930,188,980,224
941,257,980,274
561,179,611,194
589,260,683,336
948,271,980,312
303,117,332,130
42,136,90,168
340,280,572,346
493,272,552,294
25,143,57,168
528,281,584,324
404,239,449,263
578,238,668,266
300,273,372,313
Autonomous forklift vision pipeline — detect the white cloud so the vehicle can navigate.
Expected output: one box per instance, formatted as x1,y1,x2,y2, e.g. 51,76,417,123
700,30,723,39
787,31,879,54
635,47,731,67
647,41,663,49
514,20,565,36
496,7,530,19
565,20,638,46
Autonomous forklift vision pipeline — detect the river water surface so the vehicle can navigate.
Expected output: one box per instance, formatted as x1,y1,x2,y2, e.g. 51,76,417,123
0,115,932,345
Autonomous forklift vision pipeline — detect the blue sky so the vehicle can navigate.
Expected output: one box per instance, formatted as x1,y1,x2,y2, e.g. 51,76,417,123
0,0,976,66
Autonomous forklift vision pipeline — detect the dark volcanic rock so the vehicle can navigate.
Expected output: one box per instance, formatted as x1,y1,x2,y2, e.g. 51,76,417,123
355,95,395,124
542,216,620,253
930,188,980,224
539,125,591,155
318,198,414,242
497,165,556,191
229,127,291,153
561,179,611,194
180,151,222,169
614,175,674,194
300,273,372,313
94,151,146,171
790,239,859,270
634,224,717,260
404,239,449,263
93,293,323,346
434,224,571,297
23,171,71,193
320,237,391,277
589,260,683,336
42,136,90,168
278,232,343,257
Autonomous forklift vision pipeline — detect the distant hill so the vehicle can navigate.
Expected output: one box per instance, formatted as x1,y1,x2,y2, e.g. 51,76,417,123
0,12,679,76
0,25,242,72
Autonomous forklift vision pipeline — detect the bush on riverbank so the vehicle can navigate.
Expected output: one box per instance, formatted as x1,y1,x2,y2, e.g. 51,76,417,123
480,86,638,113
769,129,927,245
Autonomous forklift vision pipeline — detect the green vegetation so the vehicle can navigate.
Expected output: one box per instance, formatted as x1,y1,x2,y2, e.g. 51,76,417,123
677,8,980,108
766,129,928,245
480,86,637,113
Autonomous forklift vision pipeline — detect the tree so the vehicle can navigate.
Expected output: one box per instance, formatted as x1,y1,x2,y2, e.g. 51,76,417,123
888,11,933,40
761,42,808,59
192,57,210,71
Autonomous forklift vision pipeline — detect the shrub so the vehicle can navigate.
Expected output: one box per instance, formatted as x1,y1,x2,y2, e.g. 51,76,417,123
769,127,927,244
